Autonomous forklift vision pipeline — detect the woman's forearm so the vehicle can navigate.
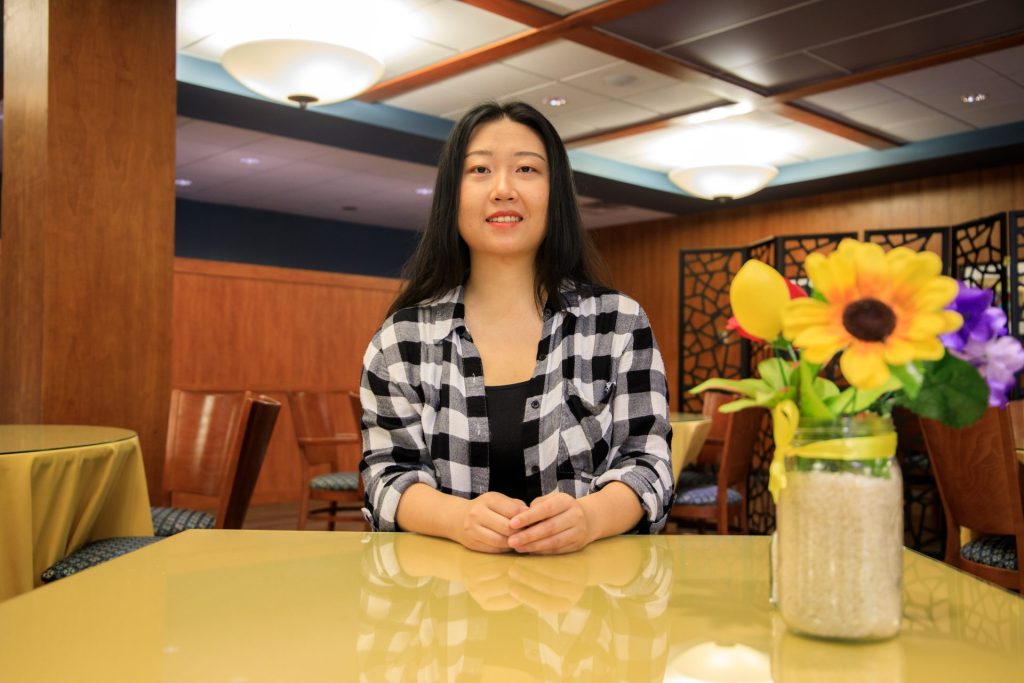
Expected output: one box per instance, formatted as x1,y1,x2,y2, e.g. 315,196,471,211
578,481,645,542
395,483,470,541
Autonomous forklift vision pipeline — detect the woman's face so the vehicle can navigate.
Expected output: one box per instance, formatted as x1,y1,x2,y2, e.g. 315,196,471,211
457,118,550,263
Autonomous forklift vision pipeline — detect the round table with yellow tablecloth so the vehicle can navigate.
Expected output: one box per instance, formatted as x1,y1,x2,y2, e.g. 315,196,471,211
0,425,153,602
668,413,712,485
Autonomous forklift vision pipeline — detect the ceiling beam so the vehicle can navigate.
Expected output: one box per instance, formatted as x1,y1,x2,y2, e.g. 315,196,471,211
459,0,899,149
770,31,1024,103
358,0,662,101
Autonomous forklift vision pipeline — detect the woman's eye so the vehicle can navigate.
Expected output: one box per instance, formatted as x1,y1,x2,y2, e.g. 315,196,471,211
518,165,537,173
468,165,489,174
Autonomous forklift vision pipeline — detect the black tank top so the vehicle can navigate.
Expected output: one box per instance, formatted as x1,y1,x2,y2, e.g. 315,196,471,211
485,379,531,503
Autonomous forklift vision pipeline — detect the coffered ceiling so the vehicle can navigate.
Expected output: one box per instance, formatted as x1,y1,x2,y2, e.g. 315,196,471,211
172,0,1024,231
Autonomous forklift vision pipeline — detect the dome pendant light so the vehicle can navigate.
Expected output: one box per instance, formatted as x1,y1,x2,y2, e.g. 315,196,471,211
221,39,384,109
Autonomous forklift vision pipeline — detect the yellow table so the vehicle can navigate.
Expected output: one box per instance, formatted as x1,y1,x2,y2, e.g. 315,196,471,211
0,425,154,602
0,530,1019,681
669,412,712,483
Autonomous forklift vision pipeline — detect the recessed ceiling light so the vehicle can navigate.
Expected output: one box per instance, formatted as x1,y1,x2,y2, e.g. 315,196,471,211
174,178,192,187
239,156,261,165
543,96,567,107
415,187,433,196
960,93,987,104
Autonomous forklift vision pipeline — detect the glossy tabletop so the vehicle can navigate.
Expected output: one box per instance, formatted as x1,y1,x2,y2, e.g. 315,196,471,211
0,530,1020,682
0,425,153,602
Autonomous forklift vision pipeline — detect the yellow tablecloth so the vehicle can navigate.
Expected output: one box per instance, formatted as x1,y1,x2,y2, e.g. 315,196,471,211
668,413,712,483
0,425,153,602
0,530,1020,681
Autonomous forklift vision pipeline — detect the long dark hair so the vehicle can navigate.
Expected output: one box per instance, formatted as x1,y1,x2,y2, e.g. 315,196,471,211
387,101,609,317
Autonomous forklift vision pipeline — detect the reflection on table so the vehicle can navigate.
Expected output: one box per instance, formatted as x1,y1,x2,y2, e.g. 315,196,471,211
0,425,153,602
0,531,1020,681
668,412,712,483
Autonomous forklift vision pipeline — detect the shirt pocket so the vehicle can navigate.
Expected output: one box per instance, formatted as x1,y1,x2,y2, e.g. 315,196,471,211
559,378,616,480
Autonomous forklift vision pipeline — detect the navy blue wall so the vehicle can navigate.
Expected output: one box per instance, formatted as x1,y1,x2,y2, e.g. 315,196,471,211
175,199,419,278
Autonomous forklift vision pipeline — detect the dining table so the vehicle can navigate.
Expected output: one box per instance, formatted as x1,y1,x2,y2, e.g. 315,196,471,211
668,412,712,483
0,424,154,603
0,529,1019,681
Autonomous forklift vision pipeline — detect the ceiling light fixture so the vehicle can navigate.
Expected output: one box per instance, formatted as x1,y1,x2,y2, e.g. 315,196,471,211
174,178,193,187
668,163,778,202
221,39,384,109
415,187,433,196
239,156,261,166
960,93,987,104
543,96,567,107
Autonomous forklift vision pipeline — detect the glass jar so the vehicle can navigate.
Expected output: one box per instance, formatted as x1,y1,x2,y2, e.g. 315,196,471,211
776,413,903,641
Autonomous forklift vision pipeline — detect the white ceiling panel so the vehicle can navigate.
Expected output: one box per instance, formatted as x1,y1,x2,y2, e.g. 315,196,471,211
950,101,1024,129
521,0,606,15
440,63,552,101
177,139,232,166
233,136,336,161
407,0,528,51
549,100,657,131
840,97,950,129
627,83,722,115
177,119,268,147
501,40,618,81
802,82,904,114
380,40,459,81
884,117,972,142
563,62,681,99
976,44,1024,85
505,81,611,116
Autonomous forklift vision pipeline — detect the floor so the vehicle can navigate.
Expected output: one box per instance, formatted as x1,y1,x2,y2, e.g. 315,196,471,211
242,503,367,532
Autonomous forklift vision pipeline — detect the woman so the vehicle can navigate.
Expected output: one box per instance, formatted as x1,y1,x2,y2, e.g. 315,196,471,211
359,101,672,554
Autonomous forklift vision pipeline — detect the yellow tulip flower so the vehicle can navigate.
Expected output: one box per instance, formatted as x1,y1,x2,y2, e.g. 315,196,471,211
729,259,792,341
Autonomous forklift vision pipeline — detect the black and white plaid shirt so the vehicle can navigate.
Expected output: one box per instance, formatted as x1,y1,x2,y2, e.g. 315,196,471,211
359,284,673,533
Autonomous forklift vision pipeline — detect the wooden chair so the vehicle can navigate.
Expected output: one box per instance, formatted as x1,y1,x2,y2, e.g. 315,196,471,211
41,392,281,582
670,398,766,534
150,390,279,535
289,390,364,530
696,390,732,468
918,408,1024,592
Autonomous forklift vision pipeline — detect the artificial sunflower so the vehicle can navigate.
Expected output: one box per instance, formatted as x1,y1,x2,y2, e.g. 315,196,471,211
782,239,963,389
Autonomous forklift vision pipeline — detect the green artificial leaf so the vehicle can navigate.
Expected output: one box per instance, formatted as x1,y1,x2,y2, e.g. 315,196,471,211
895,353,988,428
798,360,834,419
826,376,902,414
689,377,768,398
811,376,840,400
757,357,793,389
889,362,924,400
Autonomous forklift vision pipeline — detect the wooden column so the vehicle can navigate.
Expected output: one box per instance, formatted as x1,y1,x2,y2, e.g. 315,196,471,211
1,0,176,501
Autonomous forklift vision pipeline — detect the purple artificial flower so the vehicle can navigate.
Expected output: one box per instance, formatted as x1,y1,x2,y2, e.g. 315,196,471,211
942,281,1024,407
940,282,1007,351
959,336,1024,407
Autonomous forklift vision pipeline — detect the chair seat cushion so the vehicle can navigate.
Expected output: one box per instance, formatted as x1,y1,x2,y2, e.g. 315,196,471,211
310,472,360,491
151,506,215,537
41,536,162,583
676,470,717,490
675,485,742,506
961,535,1018,570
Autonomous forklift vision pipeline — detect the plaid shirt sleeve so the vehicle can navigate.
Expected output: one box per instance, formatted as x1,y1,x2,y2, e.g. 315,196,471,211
590,302,674,533
359,307,439,531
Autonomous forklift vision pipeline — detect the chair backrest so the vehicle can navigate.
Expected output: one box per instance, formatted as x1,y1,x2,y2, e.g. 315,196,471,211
163,389,252,502
718,403,766,490
348,390,363,432
698,391,732,467
919,408,1024,538
219,395,281,529
289,390,360,469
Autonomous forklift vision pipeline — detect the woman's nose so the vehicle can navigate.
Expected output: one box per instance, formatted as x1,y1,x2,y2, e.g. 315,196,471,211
490,170,517,201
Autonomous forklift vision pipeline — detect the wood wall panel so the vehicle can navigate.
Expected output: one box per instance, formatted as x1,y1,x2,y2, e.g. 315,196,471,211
172,258,400,505
591,164,1024,405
